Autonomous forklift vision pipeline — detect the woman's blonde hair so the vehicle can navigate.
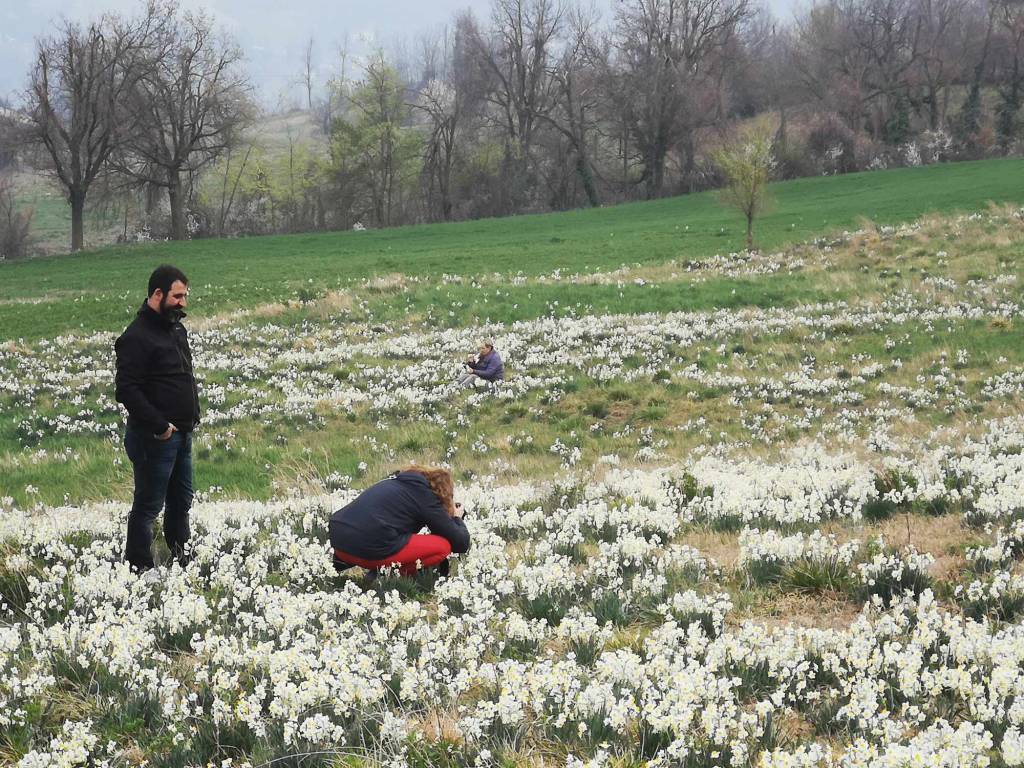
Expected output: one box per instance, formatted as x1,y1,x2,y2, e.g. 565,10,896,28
400,465,455,516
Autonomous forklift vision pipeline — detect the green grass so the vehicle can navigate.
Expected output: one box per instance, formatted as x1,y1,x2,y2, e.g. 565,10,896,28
11,173,125,253
4,154,1024,768
3,158,1024,506
361,273,844,328
2,157,1023,341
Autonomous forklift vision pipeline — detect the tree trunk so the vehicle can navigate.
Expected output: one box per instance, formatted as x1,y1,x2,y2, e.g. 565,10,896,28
69,189,85,252
576,150,600,207
928,85,940,131
145,182,160,216
168,170,186,240
440,166,453,221
776,105,788,159
681,134,697,193
645,143,664,200
746,213,754,252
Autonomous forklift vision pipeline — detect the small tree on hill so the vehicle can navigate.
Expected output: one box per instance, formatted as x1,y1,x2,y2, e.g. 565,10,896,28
713,118,776,252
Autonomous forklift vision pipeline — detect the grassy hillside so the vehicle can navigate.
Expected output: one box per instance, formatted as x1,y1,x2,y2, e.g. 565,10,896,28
3,149,1024,768
2,157,1023,341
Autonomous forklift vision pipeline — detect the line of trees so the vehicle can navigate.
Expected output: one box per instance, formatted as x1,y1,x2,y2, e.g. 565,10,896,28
4,0,1024,253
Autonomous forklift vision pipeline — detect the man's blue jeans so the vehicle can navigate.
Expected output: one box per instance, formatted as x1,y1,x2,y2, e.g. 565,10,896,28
123,427,193,570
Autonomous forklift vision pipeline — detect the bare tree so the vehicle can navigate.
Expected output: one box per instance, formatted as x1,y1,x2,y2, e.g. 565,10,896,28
993,0,1024,149
413,29,462,221
214,142,254,236
855,0,925,143
609,0,750,199
535,4,602,207
911,0,968,131
792,2,863,131
317,35,352,135
794,0,925,144
0,99,25,170
0,175,33,259
119,4,252,240
466,0,563,211
755,21,803,169
954,0,996,155
412,19,493,221
302,37,315,110
26,10,158,251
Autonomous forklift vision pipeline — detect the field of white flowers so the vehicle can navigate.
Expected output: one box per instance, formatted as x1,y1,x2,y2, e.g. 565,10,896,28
2,208,1024,766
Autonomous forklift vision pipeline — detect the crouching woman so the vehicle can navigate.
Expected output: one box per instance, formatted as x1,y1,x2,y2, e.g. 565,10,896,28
330,465,469,576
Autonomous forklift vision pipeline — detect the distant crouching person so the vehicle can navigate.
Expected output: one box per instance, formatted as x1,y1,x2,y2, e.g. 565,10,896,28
115,265,200,573
330,466,470,577
457,340,504,388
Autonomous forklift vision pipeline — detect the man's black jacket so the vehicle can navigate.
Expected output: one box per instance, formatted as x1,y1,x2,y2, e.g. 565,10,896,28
329,472,471,559
115,303,200,435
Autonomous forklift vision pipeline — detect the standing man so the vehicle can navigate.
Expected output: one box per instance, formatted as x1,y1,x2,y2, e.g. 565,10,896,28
115,265,200,573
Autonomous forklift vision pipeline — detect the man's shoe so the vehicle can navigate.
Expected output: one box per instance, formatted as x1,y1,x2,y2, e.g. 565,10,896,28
436,558,451,578
174,552,195,570
128,560,154,576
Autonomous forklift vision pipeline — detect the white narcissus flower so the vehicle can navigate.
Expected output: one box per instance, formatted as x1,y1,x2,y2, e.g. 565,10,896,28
5,399,1024,763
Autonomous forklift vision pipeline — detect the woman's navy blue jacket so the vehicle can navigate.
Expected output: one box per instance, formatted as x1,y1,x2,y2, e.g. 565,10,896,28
329,472,470,559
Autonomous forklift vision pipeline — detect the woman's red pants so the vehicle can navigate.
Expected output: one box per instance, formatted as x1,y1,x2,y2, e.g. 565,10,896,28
334,534,452,576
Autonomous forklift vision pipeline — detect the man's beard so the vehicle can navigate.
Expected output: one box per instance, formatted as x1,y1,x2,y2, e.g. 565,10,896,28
160,296,184,323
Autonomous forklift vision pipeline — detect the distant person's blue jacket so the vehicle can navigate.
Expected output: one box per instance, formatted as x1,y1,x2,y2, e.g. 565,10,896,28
470,349,504,381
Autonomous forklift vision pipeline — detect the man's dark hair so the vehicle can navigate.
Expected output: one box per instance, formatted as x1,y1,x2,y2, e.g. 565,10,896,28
148,265,189,297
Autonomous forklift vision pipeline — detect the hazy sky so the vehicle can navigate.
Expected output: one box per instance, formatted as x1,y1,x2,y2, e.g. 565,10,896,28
1,0,801,106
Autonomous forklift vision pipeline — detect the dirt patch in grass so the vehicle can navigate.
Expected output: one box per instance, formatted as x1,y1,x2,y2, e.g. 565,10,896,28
190,302,288,330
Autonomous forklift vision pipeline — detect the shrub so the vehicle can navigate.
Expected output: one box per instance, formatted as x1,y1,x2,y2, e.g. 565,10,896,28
0,176,32,260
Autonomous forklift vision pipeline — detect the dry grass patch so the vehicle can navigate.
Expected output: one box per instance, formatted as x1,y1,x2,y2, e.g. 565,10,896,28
410,710,465,743
818,511,971,581
189,301,288,330
306,289,356,318
872,513,971,580
0,294,70,306
677,528,739,571
733,590,861,631
189,290,354,331
777,710,816,743
361,273,409,293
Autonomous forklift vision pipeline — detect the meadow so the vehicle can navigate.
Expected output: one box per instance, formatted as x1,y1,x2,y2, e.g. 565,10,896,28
2,159,1024,767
